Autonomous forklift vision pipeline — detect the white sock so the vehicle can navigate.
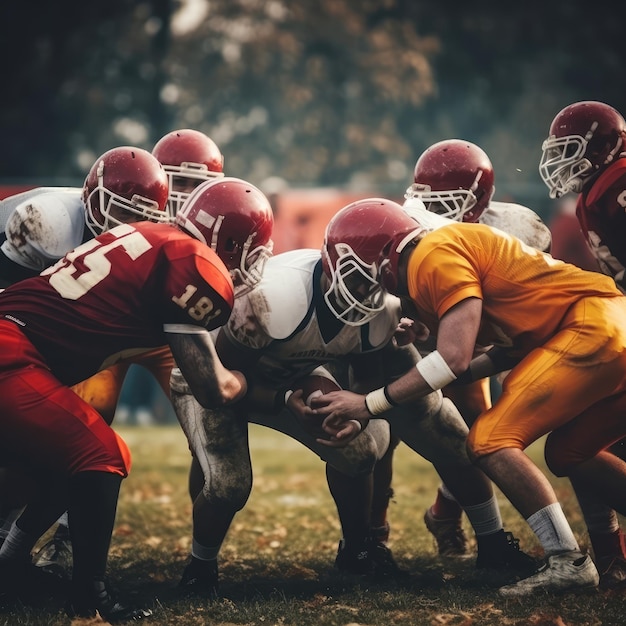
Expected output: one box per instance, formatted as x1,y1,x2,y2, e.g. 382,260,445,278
0,522,36,562
191,538,221,561
0,508,22,539
526,502,579,556
57,511,69,529
463,495,503,536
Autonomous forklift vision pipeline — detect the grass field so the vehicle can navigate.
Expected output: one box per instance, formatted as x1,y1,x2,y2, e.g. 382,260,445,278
3,424,626,626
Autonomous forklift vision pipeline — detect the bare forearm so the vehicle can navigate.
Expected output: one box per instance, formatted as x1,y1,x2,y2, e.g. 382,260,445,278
167,331,247,408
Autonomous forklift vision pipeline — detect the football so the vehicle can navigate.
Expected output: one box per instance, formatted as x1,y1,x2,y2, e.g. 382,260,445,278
291,374,341,438
294,374,341,407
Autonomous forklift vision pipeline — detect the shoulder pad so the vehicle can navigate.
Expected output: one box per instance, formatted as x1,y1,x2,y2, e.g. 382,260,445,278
0,186,80,231
247,249,319,339
480,202,552,252
1,190,85,271
364,294,401,349
402,198,455,231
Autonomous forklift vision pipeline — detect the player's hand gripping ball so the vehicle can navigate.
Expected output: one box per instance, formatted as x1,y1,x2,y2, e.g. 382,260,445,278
291,375,341,439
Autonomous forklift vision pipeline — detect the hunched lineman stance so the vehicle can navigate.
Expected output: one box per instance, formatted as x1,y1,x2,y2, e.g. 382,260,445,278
0,132,254,576
0,201,248,619
540,100,626,587
311,198,626,595
0,152,274,609
397,139,552,559
169,203,534,595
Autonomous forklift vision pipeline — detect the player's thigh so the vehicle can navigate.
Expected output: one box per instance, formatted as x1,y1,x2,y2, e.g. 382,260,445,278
388,394,470,465
545,389,626,474
469,322,626,458
443,378,491,426
0,367,129,476
250,408,390,476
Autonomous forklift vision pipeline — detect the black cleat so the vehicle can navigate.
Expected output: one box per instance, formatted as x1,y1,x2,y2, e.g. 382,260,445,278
369,540,409,580
178,556,219,597
334,538,408,580
597,555,626,590
65,580,152,623
334,539,371,575
476,529,537,573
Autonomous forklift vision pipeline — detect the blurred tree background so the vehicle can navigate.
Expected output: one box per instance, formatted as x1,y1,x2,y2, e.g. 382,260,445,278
1,0,623,216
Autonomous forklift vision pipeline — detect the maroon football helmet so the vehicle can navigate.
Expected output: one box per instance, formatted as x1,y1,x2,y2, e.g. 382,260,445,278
82,147,170,236
322,198,424,325
152,129,225,216
540,101,626,198
404,139,495,222
176,177,274,294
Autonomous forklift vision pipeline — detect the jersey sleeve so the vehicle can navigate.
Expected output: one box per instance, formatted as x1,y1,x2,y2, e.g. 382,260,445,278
408,226,484,320
158,240,235,331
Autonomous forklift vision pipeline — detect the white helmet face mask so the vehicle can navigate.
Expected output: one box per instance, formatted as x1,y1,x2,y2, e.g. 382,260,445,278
231,237,274,297
404,183,477,222
539,134,590,199
85,163,169,236
165,164,225,217
323,243,385,326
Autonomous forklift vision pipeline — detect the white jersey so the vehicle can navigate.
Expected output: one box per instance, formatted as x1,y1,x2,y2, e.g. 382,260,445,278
0,187,85,272
223,248,401,386
479,201,551,252
402,198,551,252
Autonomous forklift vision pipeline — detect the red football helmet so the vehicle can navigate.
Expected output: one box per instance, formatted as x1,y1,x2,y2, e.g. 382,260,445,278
540,101,626,198
176,177,274,294
322,198,425,326
404,139,495,222
152,129,225,216
82,147,170,236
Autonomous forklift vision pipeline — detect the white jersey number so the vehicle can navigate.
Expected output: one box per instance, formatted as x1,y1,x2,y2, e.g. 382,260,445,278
42,224,151,300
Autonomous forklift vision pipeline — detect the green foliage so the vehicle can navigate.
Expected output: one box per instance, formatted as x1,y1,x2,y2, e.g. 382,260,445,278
2,1,625,214
4,425,626,625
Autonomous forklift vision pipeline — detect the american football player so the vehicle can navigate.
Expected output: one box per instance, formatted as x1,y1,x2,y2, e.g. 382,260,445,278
0,146,173,574
400,139,552,560
540,100,626,587
152,128,225,217
312,199,626,596
0,204,243,620
0,156,273,592
169,198,534,597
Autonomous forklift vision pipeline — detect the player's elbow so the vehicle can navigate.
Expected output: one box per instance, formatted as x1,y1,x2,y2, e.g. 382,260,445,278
170,367,245,408
195,370,247,408
446,352,472,376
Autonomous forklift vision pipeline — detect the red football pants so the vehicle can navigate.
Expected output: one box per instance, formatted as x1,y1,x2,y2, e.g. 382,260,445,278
0,320,130,477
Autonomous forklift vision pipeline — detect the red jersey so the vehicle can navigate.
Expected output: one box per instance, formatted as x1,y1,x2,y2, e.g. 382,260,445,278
0,222,234,385
576,158,626,291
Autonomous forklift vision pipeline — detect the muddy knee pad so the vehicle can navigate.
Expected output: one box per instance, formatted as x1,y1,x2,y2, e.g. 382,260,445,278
389,393,470,465
170,368,252,509
325,418,390,477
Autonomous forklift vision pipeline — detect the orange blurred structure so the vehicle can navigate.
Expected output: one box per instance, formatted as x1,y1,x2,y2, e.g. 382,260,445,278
269,187,400,254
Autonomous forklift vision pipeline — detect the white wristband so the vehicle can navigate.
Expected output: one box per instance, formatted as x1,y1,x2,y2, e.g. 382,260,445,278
285,390,294,404
365,387,394,416
416,350,457,390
